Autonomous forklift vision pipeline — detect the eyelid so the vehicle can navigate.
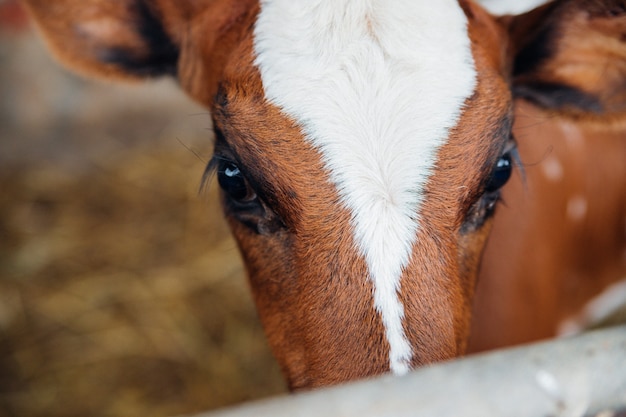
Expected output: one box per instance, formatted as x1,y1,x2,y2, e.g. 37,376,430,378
503,134,517,153
478,135,517,198
503,135,526,185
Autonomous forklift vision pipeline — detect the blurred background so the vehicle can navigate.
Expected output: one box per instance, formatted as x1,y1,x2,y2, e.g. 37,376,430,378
0,1,286,416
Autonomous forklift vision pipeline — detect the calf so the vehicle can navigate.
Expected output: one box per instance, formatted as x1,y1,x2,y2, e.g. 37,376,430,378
21,0,626,389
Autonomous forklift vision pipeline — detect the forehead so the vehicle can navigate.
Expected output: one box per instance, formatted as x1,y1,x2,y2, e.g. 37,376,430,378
252,0,477,205
250,0,478,235
253,1,478,160
253,0,477,167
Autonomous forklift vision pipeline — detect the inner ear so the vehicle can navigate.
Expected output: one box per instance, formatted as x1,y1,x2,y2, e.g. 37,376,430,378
507,0,626,119
22,0,179,81
93,1,180,77
23,0,260,106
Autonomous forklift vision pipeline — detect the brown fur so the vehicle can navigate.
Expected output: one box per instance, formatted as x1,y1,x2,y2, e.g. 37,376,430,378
400,2,513,365
19,0,626,389
508,0,626,119
469,99,626,350
212,31,391,387
22,0,173,80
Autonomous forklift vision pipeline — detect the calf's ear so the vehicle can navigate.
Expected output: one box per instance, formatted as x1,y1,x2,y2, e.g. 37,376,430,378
21,0,256,105
506,0,626,120
21,0,180,80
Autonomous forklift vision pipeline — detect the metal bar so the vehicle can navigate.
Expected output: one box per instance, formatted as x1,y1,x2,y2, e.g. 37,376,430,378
192,326,626,417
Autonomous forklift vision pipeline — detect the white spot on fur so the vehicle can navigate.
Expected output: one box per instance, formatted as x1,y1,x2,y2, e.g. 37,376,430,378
557,279,626,336
566,196,588,222
542,156,564,182
254,0,476,374
561,122,585,151
478,0,550,15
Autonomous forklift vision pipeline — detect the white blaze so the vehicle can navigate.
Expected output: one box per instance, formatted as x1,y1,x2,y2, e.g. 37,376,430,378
254,0,476,374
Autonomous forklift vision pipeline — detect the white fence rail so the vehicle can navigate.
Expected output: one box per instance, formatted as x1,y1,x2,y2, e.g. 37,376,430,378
193,325,626,417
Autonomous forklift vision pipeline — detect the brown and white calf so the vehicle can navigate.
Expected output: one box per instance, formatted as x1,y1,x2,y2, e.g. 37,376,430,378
21,0,626,389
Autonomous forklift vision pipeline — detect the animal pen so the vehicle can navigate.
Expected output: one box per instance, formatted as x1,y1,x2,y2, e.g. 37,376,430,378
3,1,626,416
197,326,626,417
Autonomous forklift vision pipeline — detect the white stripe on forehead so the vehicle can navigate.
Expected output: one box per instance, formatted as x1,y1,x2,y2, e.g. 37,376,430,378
253,0,476,374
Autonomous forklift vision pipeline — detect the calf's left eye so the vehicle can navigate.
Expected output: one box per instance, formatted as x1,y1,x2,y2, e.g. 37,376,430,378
461,149,516,233
485,152,512,193
217,161,257,203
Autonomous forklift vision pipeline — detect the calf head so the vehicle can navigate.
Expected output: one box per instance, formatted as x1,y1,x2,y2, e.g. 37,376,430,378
22,0,626,388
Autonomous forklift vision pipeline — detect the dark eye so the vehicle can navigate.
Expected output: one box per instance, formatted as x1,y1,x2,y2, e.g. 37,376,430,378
461,148,516,233
217,161,257,203
485,152,512,193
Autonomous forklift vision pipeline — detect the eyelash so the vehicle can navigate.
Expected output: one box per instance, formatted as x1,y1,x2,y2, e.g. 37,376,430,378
201,155,223,188
201,154,236,193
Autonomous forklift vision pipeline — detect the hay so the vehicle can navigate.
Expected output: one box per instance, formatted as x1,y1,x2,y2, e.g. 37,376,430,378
0,147,286,417
0,32,286,417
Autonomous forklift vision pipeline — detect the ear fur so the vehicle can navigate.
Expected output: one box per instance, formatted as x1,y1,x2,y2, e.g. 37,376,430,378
21,0,257,105
506,0,626,120
21,0,180,81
